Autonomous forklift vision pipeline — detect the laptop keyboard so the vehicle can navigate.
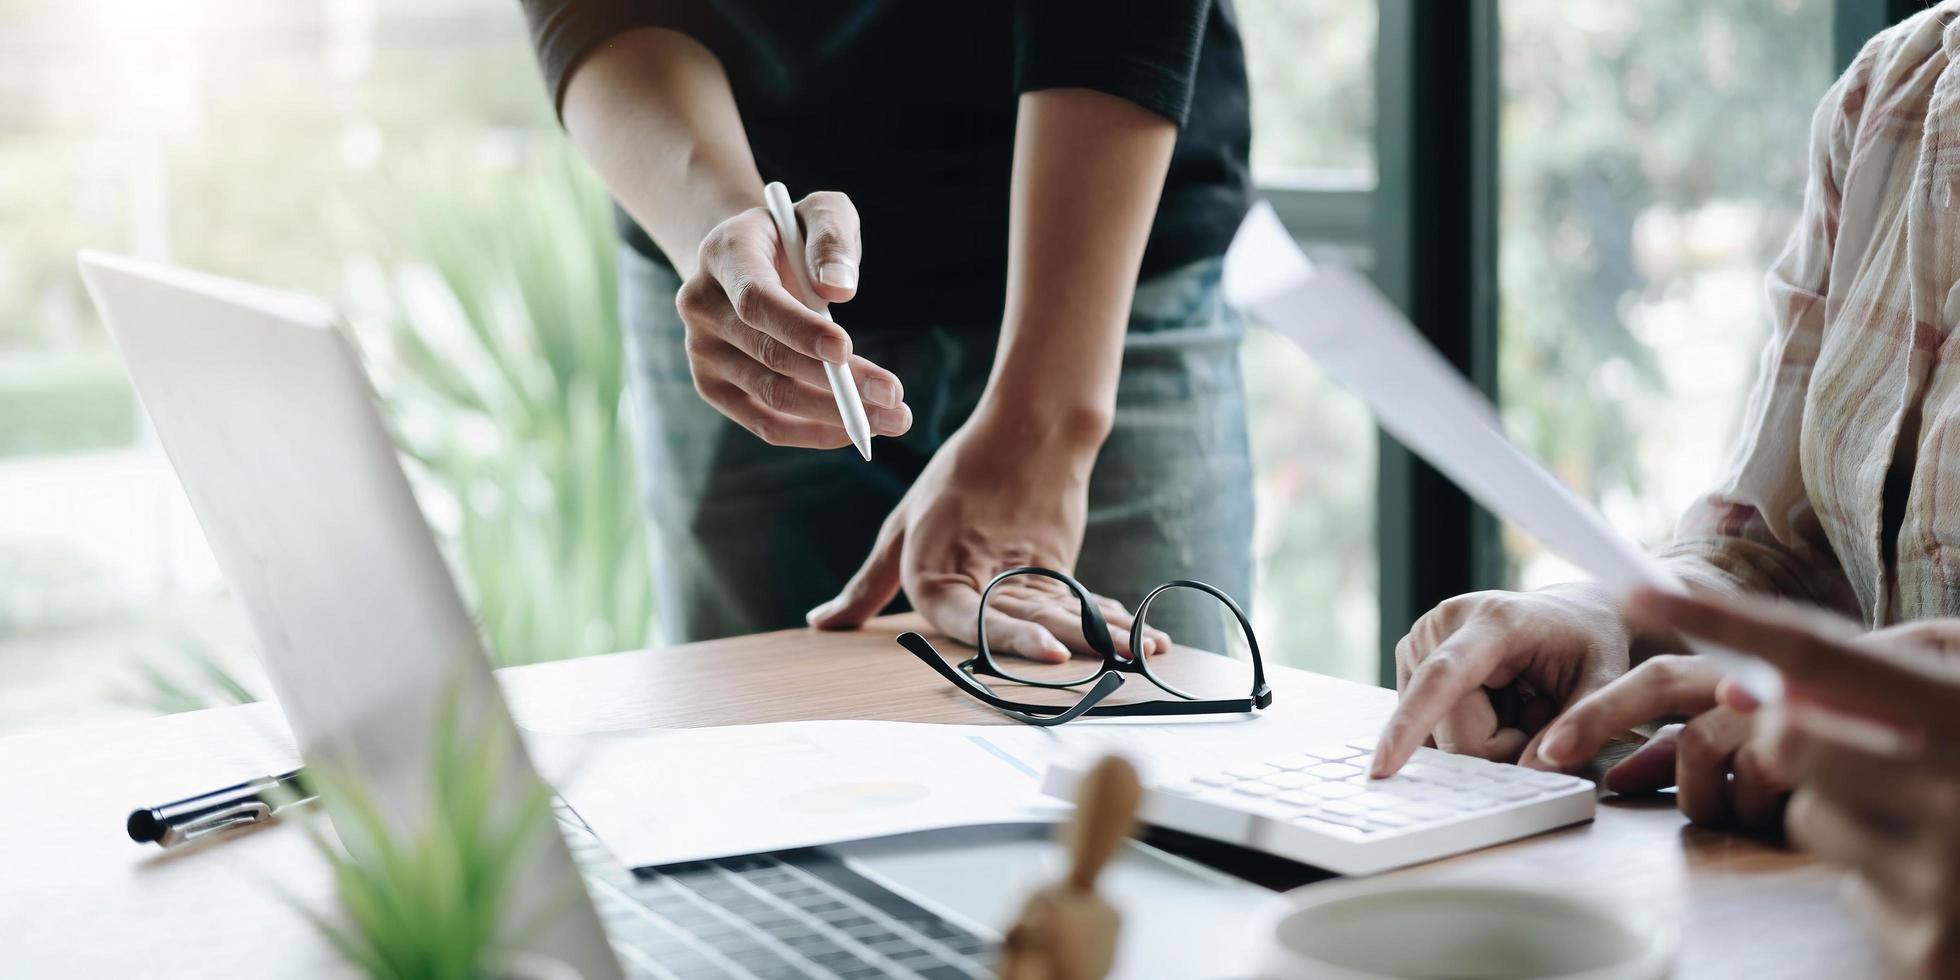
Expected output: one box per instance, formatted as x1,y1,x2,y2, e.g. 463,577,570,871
561,808,995,979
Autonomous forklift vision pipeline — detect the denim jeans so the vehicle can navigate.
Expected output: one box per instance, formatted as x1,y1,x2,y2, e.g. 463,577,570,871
619,248,1254,650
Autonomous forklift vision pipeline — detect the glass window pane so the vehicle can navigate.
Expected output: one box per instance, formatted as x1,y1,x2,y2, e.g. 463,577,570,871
1239,0,1377,184
1497,0,1834,587
1238,0,1381,682
1244,331,1379,682
0,0,575,734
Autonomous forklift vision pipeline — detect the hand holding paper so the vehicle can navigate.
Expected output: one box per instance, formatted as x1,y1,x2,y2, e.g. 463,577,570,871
1221,203,1775,776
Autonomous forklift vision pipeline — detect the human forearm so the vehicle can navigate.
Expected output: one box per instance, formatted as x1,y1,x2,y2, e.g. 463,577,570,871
558,27,906,449
560,28,762,277
1657,500,1861,617
972,87,1177,456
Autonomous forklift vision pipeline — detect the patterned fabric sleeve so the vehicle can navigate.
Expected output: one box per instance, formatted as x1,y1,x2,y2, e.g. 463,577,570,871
1655,49,1870,615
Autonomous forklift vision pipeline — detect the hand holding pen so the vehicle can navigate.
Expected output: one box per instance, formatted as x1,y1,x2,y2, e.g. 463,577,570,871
674,184,910,455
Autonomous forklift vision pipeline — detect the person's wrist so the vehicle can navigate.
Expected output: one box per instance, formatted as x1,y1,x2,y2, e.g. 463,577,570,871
1535,580,1647,660
964,393,1112,470
675,188,766,279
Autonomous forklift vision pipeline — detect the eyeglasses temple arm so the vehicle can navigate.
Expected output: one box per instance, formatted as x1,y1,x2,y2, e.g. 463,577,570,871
897,632,1127,727
995,672,1126,727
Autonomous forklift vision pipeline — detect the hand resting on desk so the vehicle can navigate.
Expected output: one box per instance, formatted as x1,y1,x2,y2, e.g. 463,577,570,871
805,416,1171,664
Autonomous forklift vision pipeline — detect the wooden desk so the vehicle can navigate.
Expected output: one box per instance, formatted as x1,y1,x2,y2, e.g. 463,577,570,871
0,616,1879,977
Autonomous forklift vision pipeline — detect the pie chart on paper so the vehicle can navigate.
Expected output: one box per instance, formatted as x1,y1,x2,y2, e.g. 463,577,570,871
780,780,932,814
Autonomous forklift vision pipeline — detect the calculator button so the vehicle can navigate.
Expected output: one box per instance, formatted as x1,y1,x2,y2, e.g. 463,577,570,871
1306,808,1376,833
1398,802,1454,822
1156,780,1206,796
1260,771,1313,790
1265,755,1321,771
1233,782,1280,798
1348,791,1402,809
1192,771,1236,787
1363,810,1414,828
1367,775,1424,794
1292,813,1367,836
1484,782,1540,801
1223,763,1278,780
1429,790,1497,811
1301,740,1367,762
1303,762,1363,780
1422,770,1482,790
1273,791,1321,808
1314,782,1363,799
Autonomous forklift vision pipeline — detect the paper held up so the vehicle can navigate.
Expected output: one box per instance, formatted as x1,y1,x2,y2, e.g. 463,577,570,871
1221,201,1776,694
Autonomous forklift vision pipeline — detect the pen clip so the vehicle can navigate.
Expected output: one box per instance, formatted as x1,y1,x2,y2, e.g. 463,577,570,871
160,800,273,848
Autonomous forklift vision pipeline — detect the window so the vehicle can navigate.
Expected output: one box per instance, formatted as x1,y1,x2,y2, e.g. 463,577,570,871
1240,0,1377,182
1238,0,1382,682
0,0,1891,735
0,0,605,734
1496,0,1836,587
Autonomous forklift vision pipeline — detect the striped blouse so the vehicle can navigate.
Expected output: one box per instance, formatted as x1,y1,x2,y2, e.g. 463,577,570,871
1662,3,1960,625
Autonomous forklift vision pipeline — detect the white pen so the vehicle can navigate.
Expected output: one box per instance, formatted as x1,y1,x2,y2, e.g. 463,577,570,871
762,182,874,460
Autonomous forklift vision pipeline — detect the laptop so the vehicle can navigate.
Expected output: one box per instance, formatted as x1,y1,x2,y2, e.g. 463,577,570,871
78,251,1281,979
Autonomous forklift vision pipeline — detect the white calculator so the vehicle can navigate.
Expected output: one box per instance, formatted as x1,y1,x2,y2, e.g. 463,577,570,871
1044,736,1596,875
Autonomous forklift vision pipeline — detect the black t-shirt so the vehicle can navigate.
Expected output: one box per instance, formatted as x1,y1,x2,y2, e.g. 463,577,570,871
522,0,1252,332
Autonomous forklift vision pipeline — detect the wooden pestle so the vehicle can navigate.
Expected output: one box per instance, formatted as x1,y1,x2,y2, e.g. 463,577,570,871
998,755,1143,980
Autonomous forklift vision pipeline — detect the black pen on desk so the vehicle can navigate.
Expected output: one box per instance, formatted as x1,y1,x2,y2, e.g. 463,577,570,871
127,768,315,848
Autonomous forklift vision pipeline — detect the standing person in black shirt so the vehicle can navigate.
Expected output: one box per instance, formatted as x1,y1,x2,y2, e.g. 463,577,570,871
521,1,1255,661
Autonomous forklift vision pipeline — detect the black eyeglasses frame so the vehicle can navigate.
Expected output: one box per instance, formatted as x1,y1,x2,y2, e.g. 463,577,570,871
895,566,1272,727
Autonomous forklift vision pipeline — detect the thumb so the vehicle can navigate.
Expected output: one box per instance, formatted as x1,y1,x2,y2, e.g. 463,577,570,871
1603,724,1682,794
796,191,860,304
807,515,902,630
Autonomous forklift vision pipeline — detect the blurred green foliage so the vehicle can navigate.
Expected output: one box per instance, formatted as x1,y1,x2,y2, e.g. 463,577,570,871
335,150,656,667
1498,0,1832,559
115,634,259,715
293,687,560,979
1239,0,1376,176
0,351,134,456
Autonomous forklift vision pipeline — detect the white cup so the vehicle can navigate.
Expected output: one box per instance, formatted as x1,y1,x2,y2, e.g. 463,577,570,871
1261,878,1676,980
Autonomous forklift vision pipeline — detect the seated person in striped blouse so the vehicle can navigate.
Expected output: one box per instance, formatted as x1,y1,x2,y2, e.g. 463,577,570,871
1373,6,1960,969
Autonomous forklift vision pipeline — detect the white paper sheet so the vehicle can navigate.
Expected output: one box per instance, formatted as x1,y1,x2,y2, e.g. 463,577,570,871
529,685,1393,869
534,721,1061,868
1223,202,1773,689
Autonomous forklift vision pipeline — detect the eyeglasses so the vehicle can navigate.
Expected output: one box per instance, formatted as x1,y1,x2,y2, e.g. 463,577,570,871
896,566,1272,726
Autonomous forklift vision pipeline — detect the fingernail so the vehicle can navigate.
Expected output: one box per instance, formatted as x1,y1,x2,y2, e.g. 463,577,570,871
818,336,848,364
864,378,899,408
818,262,857,290
1538,727,1574,766
1719,678,1761,712
805,601,834,625
871,408,910,435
